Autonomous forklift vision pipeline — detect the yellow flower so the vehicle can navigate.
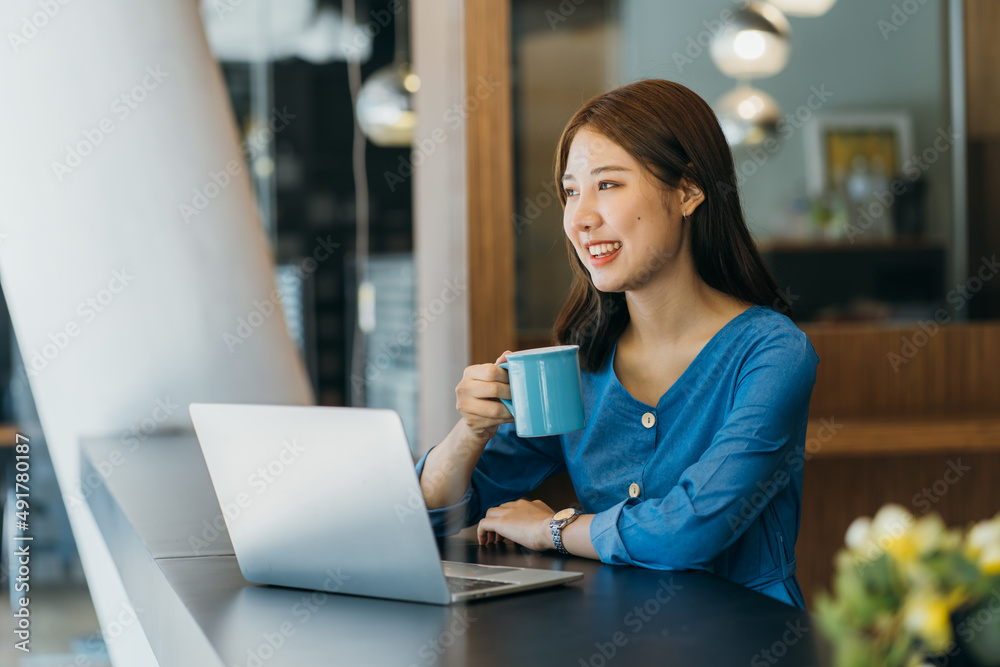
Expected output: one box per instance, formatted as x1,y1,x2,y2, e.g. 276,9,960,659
967,518,1000,558
862,504,917,565
911,514,947,554
902,592,955,653
885,532,919,563
872,504,915,543
845,516,872,554
979,543,1000,575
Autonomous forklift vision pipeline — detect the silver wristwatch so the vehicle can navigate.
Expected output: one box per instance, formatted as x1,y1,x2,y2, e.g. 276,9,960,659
549,508,583,555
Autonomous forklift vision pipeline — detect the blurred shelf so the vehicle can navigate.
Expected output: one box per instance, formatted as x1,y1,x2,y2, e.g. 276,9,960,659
758,235,945,253
760,235,947,323
807,414,1000,458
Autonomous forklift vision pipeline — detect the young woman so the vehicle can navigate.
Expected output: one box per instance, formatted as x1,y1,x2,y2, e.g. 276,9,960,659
416,79,819,609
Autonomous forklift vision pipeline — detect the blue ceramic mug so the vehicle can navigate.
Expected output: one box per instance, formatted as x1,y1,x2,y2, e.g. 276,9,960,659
497,345,586,437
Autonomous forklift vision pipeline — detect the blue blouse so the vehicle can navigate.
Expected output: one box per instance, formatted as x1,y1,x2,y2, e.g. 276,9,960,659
416,305,820,608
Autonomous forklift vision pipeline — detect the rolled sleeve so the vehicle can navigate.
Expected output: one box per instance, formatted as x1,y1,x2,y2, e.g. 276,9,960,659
416,423,566,537
589,328,819,570
415,448,473,536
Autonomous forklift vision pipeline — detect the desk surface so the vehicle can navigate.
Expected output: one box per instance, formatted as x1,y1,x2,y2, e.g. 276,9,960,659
82,433,832,667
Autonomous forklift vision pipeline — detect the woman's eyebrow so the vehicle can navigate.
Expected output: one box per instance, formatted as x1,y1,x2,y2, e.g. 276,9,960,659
591,165,631,175
562,165,632,181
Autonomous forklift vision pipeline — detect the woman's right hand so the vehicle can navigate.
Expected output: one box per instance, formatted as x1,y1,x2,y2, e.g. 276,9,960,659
455,350,515,445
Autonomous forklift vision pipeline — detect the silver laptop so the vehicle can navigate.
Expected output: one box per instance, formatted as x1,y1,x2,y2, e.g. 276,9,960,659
188,403,583,604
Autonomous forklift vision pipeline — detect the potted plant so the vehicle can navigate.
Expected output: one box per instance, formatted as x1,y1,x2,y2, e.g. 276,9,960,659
816,504,1000,667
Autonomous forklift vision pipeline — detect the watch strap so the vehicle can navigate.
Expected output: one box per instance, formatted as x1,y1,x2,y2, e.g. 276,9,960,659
550,509,582,555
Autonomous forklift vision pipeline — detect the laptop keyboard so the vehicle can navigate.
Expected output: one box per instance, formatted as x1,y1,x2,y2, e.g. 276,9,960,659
445,576,509,593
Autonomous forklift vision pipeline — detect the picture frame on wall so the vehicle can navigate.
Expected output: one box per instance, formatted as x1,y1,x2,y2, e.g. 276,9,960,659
803,111,914,196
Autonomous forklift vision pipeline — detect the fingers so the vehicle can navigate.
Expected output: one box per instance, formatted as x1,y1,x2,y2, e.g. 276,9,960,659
495,350,513,365
455,357,518,442
459,378,512,402
463,363,510,384
455,367,515,434
478,505,508,546
477,520,500,545
456,395,513,422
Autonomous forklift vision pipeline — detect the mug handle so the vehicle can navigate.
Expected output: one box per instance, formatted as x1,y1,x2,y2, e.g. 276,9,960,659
496,362,515,418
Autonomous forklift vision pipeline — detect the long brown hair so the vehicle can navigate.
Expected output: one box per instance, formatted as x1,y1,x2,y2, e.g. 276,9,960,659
552,79,791,372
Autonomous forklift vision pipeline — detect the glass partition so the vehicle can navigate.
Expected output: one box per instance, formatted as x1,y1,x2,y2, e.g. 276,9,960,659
511,0,958,342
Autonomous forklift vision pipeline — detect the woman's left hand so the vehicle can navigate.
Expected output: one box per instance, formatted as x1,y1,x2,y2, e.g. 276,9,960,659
477,499,557,551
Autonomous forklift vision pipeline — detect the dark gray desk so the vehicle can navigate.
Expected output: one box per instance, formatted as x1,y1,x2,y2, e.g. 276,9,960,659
82,433,832,666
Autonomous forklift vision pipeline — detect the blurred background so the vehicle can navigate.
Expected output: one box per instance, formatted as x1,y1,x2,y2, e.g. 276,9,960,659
1,0,998,664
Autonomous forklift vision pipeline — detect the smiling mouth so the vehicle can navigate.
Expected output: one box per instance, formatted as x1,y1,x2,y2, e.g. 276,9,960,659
588,242,621,259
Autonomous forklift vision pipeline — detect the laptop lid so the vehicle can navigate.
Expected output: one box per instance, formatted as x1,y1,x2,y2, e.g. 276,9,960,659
189,403,452,605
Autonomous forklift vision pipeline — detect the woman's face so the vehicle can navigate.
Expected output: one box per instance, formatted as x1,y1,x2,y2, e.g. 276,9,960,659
562,128,696,294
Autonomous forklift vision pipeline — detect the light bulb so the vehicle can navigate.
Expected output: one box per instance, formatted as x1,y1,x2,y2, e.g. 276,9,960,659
715,84,781,147
356,63,416,147
710,2,791,79
769,0,837,17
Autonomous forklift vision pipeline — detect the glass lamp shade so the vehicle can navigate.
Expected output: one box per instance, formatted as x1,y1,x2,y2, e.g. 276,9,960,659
710,2,791,79
356,63,418,147
715,84,781,147
768,0,837,17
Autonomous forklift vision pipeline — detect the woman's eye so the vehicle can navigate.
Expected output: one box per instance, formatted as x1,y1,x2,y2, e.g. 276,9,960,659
563,187,578,197
599,182,618,190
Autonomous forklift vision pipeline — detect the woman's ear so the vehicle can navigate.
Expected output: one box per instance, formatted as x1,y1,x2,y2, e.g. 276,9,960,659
678,177,705,217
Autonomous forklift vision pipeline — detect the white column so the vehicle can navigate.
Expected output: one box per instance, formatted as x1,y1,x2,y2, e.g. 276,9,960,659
0,1,313,663
412,0,471,454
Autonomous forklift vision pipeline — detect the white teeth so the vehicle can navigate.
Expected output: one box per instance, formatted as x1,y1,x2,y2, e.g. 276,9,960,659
588,242,621,257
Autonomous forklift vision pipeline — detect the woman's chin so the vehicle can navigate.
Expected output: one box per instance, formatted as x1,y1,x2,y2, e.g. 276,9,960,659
590,277,625,294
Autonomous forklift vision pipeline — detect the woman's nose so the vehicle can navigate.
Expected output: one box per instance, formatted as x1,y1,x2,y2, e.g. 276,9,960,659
568,194,601,231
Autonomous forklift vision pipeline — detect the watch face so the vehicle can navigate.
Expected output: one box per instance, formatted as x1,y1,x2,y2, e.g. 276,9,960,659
553,508,577,521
